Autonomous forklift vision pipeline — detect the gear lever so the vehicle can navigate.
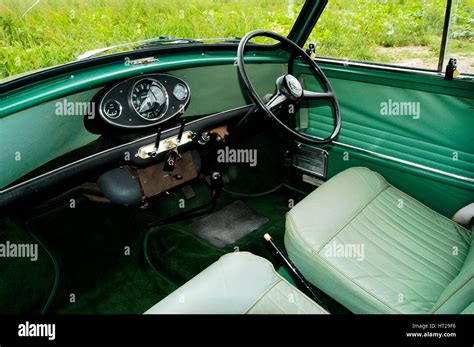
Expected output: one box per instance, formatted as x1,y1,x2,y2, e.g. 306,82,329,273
210,171,224,203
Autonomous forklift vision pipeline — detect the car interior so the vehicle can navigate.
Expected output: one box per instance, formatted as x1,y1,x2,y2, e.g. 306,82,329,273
0,1,473,316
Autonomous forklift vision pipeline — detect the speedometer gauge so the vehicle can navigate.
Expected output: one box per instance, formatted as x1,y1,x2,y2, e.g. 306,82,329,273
130,78,168,121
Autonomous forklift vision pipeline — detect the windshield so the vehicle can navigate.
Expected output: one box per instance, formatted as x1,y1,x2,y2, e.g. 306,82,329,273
0,0,305,81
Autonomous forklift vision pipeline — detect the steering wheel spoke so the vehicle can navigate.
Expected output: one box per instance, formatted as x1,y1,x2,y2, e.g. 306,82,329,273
302,90,334,100
266,93,288,111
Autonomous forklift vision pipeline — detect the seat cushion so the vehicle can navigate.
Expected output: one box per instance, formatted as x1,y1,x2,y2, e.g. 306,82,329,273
145,252,327,314
432,238,474,313
285,167,472,314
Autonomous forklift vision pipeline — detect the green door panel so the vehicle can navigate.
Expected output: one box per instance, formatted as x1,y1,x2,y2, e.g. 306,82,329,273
295,64,474,217
303,77,474,178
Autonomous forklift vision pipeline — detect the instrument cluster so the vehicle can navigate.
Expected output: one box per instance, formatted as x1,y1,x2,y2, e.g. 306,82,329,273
97,73,190,128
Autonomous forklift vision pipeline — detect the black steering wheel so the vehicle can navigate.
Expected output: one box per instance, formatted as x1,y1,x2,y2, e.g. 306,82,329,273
237,30,341,145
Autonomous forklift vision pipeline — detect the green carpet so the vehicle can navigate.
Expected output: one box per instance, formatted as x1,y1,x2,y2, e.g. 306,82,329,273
0,219,54,313
0,131,350,314
26,200,179,314
24,181,215,314
0,176,303,314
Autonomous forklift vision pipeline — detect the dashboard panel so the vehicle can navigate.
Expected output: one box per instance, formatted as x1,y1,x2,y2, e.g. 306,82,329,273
2,61,284,192
97,73,190,128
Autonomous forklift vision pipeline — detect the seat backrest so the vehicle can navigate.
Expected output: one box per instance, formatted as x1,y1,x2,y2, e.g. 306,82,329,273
433,237,474,313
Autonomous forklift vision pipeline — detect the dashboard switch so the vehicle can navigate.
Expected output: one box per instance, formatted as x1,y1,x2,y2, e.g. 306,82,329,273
177,120,186,143
148,127,162,157
136,130,194,160
163,150,178,172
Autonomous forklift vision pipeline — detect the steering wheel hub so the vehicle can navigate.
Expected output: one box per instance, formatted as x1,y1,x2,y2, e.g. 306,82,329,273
284,75,303,98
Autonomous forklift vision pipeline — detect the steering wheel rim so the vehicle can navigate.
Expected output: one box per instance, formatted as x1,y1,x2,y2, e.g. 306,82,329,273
237,30,342,145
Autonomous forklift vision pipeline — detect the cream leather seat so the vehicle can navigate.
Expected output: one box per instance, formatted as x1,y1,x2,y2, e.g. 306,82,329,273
145,252,327,314
285,167,473,314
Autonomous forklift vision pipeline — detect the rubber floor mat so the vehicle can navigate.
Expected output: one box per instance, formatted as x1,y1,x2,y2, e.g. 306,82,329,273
189,200,268,247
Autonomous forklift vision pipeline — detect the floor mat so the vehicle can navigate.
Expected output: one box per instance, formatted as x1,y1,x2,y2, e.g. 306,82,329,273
189,200,268,247
146,187,302,285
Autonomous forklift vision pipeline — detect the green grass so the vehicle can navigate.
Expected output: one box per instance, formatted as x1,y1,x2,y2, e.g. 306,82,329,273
0,0,304,78
309,0,473,72
0,0,472,79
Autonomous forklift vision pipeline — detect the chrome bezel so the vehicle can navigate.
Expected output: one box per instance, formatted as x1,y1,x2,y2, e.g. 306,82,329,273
102,99,122,119
172,82,189,101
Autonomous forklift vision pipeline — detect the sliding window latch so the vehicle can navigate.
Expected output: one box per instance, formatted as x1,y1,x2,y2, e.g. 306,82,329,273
445,58,459,80
306,43,316,59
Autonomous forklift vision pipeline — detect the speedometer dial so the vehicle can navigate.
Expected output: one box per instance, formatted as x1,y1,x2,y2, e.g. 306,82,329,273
130,78,168,121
